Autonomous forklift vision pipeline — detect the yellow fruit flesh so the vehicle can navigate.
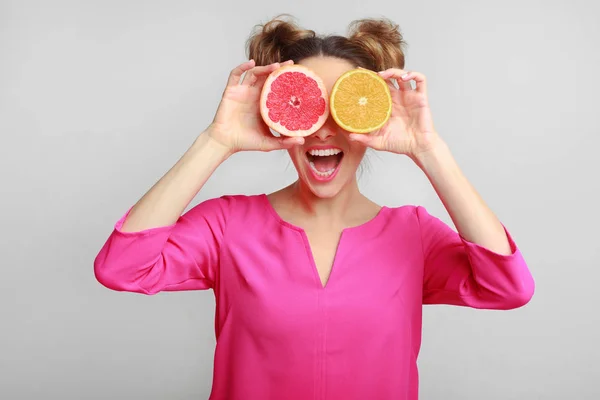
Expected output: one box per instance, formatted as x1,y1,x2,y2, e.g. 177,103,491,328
330,69,392,133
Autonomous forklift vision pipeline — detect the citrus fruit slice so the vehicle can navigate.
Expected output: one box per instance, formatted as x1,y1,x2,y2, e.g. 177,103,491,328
330,68,392,133
260,65,329,137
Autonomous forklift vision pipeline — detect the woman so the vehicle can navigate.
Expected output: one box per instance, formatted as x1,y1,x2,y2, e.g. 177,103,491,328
94,16,534,400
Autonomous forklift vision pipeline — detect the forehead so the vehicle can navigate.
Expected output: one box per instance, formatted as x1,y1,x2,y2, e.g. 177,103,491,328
298,56,355,92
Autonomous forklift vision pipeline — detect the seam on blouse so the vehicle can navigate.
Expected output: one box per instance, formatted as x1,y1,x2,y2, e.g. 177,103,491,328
261,194,304,232
216,195,234,289
422,288,477,298
423,287,509,303
461,239,484,299
114,206,178,237
137,196,234,293
114,224,176,238
134,251,213,294
157,277,213,292
415,206,426,272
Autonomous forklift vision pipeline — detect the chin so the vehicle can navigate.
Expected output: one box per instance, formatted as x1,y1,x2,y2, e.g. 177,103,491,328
305,179,347,199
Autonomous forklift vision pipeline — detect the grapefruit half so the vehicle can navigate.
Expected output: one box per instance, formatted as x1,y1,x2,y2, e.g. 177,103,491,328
260,65,329,137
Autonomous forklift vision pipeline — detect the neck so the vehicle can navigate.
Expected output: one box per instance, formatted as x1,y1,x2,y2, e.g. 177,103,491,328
288,177,363,221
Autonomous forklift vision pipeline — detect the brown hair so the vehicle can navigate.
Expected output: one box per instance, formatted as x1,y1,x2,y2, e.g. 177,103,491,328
246,14,407,72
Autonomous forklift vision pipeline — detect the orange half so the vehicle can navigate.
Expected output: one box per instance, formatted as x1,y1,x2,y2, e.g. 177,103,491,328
330,68,392,133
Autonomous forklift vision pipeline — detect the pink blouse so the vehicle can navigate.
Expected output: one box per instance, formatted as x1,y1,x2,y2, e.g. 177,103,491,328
94,194,534,399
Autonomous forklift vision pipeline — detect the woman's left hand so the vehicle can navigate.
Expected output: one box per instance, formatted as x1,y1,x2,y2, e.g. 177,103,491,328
348,68,442,159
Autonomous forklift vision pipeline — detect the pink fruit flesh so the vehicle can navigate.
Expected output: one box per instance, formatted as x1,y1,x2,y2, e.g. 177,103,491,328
263,69,327,136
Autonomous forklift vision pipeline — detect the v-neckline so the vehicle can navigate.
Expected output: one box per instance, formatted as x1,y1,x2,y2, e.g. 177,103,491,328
260,194,388,289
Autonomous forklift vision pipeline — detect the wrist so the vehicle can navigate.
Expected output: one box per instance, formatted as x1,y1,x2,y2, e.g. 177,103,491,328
193,129,234,161
410,135,451,169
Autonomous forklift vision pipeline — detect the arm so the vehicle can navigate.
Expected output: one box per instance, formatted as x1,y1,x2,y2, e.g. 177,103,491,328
93,132,233,295
413,140,511,255
118,59,301,232
94,195,232,295
414,141,535,309
94,60,300,295
347,66,533,308
120,132,231,232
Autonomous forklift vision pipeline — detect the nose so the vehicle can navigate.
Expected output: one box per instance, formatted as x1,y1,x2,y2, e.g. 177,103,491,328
313,117,338,141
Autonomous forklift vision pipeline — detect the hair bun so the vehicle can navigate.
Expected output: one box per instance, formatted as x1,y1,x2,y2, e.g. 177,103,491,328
348,18,407,71
246,14,315,66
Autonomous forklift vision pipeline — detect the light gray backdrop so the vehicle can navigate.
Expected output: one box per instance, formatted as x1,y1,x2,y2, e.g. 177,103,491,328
1,0,598,399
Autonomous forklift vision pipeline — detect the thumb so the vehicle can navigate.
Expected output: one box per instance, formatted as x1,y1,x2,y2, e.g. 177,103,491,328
260,136,304,151
348,133,382,149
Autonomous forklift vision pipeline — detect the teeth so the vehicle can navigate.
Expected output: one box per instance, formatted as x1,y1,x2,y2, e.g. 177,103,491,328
306,148,343,179
309,162,336,177
308,148,341,157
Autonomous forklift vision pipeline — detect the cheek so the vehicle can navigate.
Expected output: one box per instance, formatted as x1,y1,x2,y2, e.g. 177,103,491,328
287,148,306,169
345,142,367,166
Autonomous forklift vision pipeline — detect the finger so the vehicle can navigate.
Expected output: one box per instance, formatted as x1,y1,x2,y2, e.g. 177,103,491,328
378,68,407,80
241,62,282,86
348,133,384,149
226,59,255,88
399,71,427,94
241,70,258,87
378,69,410,92
280,136,304,148
251,61,290,77
239,68,260,87
252,60,294,88
260,135,304,151
379,69,427,94
383,77,400,99
253,60,294,78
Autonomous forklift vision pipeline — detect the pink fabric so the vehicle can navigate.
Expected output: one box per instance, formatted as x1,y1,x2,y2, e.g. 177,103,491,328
94,194,534,399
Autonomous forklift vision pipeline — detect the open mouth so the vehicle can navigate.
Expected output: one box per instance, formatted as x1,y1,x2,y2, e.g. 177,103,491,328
305,148,344,179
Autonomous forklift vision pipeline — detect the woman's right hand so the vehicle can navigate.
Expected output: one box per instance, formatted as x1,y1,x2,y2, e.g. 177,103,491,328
206,59,305,154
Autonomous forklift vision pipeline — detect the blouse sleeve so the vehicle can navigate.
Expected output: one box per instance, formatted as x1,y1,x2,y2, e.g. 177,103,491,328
93,196,232,295
416,206,535,309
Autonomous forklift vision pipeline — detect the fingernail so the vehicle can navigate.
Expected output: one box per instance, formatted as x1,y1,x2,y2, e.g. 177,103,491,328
401,73,410,80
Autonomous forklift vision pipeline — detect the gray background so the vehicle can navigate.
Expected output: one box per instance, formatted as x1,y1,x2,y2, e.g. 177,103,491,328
1,0,598,399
